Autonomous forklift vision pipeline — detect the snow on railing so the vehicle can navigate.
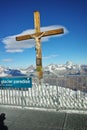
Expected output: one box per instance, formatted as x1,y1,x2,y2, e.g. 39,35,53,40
0,75,87,110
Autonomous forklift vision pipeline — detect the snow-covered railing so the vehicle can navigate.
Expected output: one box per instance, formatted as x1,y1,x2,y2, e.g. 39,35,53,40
0,75,87,110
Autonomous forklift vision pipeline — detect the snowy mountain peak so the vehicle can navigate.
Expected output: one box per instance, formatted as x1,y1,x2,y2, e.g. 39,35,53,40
0,62,87,77
65,61,73,69
66,61,73,66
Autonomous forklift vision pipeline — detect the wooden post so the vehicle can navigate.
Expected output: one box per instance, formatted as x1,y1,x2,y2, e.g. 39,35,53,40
34,11,43,80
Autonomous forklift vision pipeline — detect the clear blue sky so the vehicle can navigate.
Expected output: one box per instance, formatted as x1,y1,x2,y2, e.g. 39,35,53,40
0,0,87,68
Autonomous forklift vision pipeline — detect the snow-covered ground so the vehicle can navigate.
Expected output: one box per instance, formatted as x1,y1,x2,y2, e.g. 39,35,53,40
0,81,87,110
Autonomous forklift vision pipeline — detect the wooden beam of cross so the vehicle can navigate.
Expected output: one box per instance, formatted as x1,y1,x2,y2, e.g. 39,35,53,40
16,11,64,80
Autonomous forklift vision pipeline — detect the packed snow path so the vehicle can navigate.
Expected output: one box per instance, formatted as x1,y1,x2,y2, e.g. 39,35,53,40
0,106,87,130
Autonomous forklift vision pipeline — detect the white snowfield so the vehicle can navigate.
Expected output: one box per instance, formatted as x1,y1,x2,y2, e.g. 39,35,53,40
0,80,87,110
0,72,8,77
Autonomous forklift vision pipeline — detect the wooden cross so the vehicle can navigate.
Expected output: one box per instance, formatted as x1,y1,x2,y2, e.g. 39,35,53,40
16,11,64,80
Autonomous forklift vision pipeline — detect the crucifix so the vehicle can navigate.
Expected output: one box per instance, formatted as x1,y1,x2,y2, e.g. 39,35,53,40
16,11,64,80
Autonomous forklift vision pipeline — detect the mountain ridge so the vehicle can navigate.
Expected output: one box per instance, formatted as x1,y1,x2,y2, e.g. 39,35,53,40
0,61,87,77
